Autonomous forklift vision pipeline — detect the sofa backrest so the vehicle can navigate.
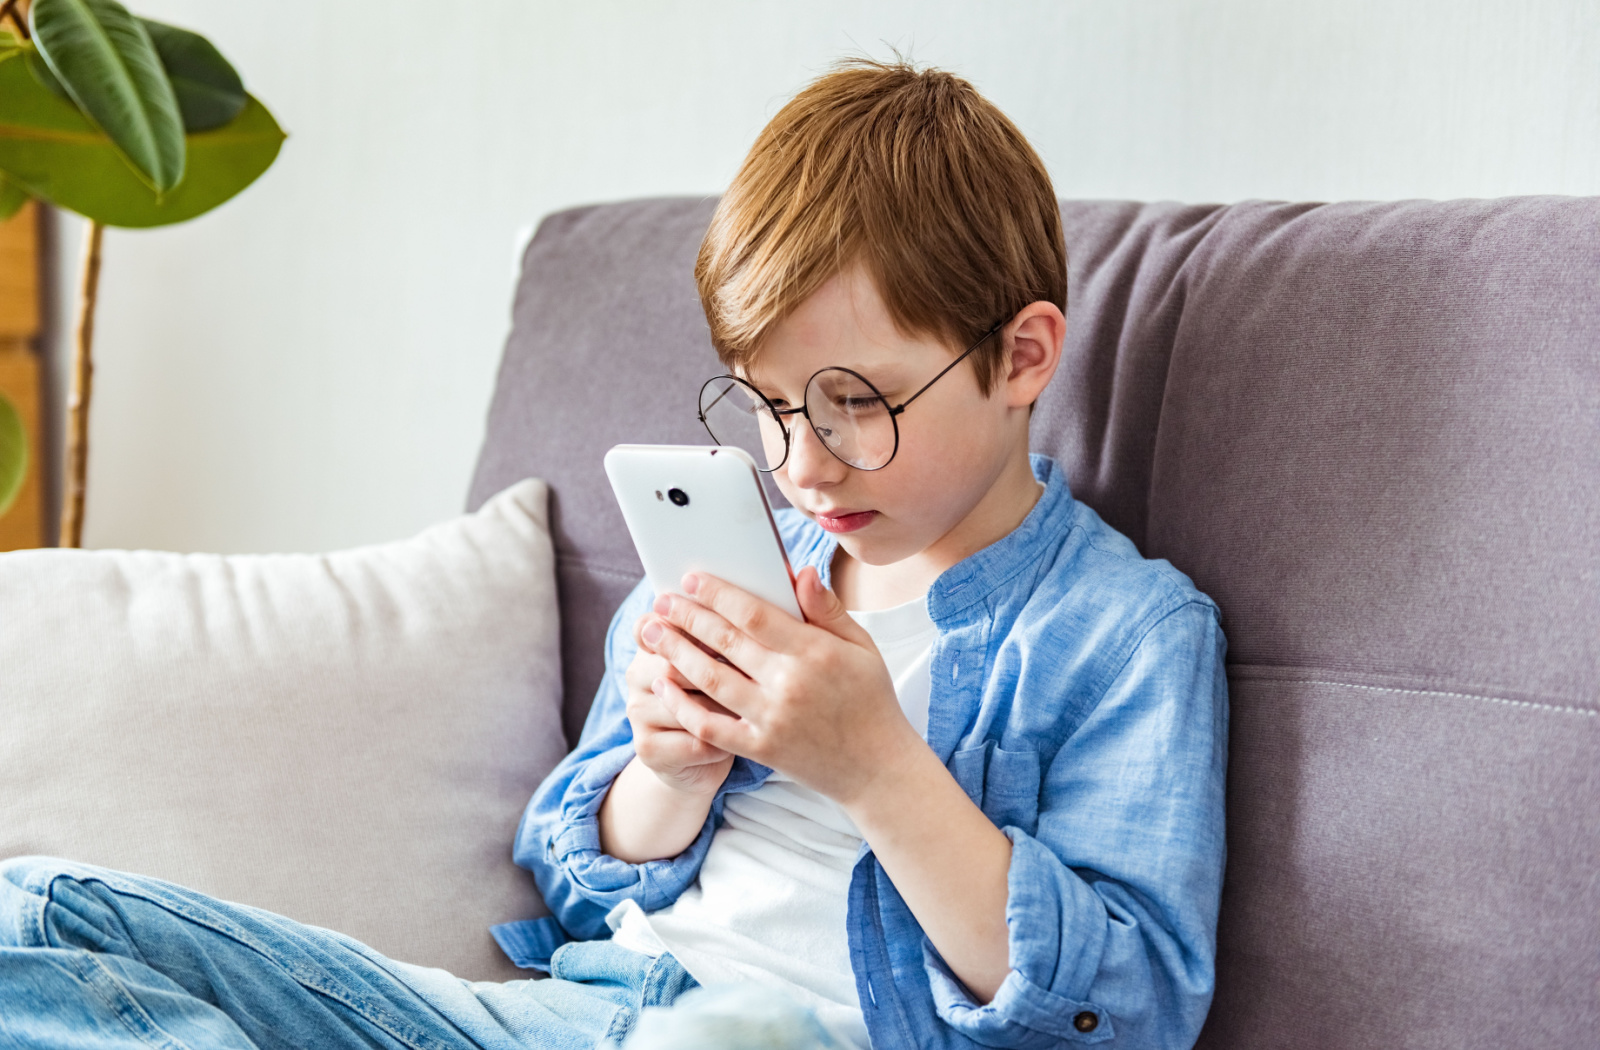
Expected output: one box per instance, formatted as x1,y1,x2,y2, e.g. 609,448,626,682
468,195,1600,1049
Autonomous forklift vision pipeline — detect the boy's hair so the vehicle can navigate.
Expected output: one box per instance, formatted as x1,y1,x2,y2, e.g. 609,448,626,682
695,58,1066,394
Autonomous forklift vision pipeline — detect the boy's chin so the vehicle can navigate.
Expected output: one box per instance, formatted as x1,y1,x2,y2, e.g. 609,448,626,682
833,531,916,567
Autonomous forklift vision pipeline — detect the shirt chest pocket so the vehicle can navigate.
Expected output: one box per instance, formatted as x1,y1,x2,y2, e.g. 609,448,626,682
947,741,1042,838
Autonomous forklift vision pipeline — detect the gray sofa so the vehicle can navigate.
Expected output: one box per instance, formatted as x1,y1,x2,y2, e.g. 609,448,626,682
469,196,1600,1048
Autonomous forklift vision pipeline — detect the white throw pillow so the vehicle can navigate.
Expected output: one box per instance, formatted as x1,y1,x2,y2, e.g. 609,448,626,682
0,479,565,981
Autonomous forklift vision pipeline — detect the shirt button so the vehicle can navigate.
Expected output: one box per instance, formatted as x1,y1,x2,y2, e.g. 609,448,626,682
1073,1011,1098,1033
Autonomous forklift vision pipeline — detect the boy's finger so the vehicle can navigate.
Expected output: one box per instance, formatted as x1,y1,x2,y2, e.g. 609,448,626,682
681,572,805,651
631,652,696,691
633,612,659,653
653,676,738,720
655,677,753,756
636,607,720,657
636,608,722,663
642,723,730,767
650,622,759,719
793,567,872,645
653,592,773,680
632,681,703,731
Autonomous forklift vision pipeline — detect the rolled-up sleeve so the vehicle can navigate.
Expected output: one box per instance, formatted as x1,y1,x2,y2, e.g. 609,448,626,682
511,578,722,941
927,599,1229,1048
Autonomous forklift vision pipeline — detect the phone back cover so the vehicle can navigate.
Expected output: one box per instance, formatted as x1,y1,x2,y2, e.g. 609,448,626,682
604,446,803,621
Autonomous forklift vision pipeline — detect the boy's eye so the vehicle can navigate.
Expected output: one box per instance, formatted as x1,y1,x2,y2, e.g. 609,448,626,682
825,393,883,413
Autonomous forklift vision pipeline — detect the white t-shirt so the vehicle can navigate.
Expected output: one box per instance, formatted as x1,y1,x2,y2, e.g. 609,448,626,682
608,593,938,1050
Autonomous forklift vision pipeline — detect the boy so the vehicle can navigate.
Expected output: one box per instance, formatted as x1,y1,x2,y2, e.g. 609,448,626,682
508,58,1227,1048
0,59,1225,1050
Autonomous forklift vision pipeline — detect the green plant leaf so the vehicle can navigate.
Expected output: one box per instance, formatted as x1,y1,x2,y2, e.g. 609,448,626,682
29,0,184,192
24,44,71,97
141,19,245,133
0,170,29,219
0,390,26,520
0,51,283,228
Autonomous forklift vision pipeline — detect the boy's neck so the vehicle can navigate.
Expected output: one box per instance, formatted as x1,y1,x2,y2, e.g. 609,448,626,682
832,453,1044,611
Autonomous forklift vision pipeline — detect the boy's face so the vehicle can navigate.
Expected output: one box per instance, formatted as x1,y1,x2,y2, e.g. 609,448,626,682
742,267,1030,570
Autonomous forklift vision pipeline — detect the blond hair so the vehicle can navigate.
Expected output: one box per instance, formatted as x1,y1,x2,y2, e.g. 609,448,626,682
695,58,1066,393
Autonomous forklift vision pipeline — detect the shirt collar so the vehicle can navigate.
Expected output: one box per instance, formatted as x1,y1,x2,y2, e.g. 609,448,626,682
926,454,1070,624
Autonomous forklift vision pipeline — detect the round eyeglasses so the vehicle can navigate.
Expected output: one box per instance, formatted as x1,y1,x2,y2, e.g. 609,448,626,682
697,320,1005,472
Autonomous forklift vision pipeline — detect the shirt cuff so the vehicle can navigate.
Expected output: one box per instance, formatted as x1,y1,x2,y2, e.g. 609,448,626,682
926,948,1115,1046
549,742,717,910
924,829,1115,1045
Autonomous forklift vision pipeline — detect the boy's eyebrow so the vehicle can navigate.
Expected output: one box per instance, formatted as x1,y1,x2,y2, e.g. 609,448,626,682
738,369,796,400
745,362,917,400
735,370,776,395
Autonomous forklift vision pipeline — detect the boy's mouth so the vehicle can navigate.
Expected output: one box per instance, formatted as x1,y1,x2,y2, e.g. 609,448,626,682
815,509,877,533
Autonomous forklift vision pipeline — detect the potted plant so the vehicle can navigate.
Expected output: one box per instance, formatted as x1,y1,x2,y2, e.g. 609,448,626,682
0,0,283,546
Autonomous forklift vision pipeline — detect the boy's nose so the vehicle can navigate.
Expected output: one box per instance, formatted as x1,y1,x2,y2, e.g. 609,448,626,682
783,416,849,489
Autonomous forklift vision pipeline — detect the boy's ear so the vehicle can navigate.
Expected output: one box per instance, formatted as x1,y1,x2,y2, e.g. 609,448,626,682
1001,301,1066,408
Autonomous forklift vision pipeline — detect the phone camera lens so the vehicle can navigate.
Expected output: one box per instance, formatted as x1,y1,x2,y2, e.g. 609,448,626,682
667,488,689,507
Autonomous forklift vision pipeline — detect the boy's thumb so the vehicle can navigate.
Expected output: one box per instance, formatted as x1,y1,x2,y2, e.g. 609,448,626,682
796,567,858,638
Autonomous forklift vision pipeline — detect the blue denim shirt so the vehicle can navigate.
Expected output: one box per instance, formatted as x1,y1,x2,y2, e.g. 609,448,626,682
498,455,1228,1049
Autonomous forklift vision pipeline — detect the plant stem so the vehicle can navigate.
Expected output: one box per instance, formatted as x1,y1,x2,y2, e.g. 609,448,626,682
0,0,29,41
61,220,102,548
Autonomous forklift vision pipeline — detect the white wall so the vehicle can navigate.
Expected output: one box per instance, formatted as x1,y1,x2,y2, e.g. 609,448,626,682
45,0,1600,553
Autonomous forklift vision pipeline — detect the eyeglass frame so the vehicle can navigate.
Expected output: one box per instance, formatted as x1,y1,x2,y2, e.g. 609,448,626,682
697,317,1007,473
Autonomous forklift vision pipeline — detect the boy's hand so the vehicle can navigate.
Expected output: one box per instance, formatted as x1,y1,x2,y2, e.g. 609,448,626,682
623,626,736,798
640,570,1015,1004
637,568,920,807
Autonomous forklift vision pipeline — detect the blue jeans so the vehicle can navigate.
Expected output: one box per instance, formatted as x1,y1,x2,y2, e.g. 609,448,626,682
0,857,696,1050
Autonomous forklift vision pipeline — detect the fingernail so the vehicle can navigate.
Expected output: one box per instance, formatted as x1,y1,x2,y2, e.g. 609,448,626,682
683,574,700,595
651,677,666,695
653,594,672,615
642,620,663,645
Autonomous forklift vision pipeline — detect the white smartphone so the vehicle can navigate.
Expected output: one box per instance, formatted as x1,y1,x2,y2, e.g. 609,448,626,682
604,444,804,622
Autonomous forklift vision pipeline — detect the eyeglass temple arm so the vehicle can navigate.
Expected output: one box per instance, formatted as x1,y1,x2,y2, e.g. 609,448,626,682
699,384,735,418
889,321,1006,416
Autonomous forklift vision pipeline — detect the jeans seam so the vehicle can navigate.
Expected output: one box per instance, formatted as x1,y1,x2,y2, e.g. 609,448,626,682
641,952,684,1007
41,871,458,1050
74,952,193,1050
601,950,683,1047
602,1004,637,1047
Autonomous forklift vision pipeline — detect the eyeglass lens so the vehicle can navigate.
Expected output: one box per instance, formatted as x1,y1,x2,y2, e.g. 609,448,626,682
804,369,896,470
698,377,790,469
